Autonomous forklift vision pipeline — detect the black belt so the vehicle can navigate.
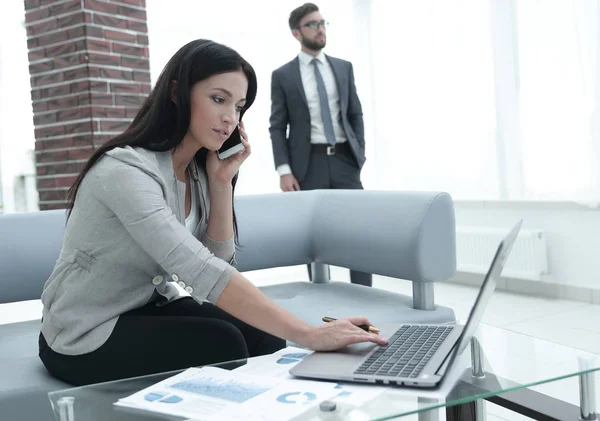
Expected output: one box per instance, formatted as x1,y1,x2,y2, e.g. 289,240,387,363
311,142,350,155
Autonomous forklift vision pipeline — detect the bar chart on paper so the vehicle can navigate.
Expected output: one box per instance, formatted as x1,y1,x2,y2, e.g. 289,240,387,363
170,376,271,403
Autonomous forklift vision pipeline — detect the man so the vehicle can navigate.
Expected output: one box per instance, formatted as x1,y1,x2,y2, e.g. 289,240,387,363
269,3,371,287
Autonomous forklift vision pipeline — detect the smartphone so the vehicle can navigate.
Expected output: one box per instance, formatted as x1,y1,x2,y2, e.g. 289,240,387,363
217,124,245,160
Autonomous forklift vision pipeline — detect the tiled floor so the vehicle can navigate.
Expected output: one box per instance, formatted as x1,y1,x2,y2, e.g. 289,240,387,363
2,265,599,421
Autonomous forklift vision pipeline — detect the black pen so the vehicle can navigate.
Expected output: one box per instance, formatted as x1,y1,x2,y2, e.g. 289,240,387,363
322,316,380,334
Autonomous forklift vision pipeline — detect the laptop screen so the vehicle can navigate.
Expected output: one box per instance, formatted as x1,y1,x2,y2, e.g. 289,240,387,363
450,220,523,358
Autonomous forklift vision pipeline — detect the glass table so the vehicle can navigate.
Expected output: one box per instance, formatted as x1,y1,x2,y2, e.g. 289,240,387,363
48,324,600,421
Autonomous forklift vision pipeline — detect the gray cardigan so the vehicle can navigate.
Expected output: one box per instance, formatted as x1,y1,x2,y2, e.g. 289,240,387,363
40,147,236,355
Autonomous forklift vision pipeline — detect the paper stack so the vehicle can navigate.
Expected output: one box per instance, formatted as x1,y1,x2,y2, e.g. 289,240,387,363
115,346,390,421
115,347,339,421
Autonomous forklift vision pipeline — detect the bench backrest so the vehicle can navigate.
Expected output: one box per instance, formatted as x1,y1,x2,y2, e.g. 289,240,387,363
0,190,456,303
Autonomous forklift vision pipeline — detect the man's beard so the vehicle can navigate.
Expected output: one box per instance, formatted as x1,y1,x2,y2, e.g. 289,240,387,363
301,35,326,51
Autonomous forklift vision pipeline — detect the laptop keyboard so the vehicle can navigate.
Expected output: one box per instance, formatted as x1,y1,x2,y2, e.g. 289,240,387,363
354,325,454,379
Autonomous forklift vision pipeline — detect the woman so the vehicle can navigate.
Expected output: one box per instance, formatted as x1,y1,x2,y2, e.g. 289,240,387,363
38,39,387,386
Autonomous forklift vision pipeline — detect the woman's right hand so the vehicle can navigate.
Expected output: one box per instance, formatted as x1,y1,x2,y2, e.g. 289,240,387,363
300,317,389,352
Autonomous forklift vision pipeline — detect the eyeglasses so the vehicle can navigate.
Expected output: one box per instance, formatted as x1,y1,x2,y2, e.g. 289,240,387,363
299,20,329,30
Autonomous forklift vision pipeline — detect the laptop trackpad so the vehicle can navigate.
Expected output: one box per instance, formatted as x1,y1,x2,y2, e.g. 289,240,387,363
290,342,377,379
343,342,378,355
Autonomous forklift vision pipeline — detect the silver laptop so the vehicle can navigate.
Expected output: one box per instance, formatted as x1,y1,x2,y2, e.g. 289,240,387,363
290,220,523,388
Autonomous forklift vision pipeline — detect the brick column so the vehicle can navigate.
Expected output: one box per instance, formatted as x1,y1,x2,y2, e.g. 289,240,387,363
24,0,151,210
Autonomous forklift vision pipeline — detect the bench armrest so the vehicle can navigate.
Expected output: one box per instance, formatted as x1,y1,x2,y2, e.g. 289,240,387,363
234,190,457,284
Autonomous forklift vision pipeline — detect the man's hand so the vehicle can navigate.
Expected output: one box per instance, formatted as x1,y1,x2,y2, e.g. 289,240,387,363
280,174,300,192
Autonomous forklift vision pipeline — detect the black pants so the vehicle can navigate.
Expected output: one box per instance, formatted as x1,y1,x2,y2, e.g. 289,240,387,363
39,297,286,386
300,144,372,287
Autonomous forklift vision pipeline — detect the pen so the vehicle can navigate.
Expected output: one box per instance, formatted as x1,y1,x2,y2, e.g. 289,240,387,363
322,316,380,334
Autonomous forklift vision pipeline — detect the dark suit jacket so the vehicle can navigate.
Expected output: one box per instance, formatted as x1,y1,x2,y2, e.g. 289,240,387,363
269,54,366,182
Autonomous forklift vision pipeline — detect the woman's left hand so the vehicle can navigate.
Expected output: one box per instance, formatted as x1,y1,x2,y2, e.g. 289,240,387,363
206,121,251,186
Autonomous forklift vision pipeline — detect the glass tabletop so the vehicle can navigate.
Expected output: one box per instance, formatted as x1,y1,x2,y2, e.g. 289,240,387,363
48,323,600,421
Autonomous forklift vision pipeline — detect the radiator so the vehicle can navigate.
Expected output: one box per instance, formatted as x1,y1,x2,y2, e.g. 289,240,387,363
455,226,548,280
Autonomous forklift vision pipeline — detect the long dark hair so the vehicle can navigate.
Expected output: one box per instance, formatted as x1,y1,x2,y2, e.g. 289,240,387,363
66,39,257,246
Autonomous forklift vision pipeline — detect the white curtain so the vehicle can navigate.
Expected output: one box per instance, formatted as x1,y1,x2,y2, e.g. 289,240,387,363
369,0,600,202
369,0,499,199
516,0,600,201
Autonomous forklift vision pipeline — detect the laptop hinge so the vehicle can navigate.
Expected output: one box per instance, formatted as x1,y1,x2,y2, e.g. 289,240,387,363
435,344,458,376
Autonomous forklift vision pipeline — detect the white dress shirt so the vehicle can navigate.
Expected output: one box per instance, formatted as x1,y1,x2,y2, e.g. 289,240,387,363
277,50,347,176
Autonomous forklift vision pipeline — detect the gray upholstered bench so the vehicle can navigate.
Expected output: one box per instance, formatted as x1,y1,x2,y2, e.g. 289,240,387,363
0,189,457,420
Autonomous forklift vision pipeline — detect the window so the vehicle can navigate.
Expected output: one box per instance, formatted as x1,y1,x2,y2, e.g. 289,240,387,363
516,0,599,201
370,0,600,202
370,1,499,199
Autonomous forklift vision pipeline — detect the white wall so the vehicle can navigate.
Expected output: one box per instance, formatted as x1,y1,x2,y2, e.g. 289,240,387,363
456,202,600,290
